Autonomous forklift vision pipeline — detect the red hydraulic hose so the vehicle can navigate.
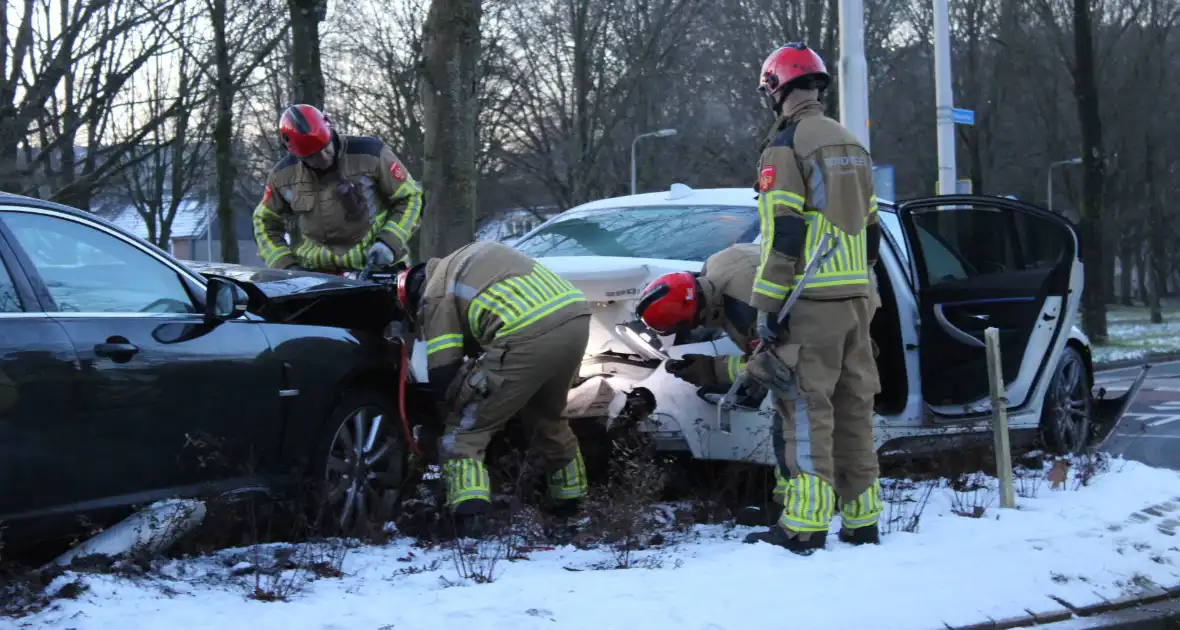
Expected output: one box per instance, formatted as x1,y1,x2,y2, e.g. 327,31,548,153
397,339,422,458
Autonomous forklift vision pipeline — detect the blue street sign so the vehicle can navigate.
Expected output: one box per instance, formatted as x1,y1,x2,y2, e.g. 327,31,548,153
873,164,895,203
951,108,975,125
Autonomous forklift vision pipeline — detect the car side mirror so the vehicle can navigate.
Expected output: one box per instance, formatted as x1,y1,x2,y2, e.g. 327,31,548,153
205,276,250,321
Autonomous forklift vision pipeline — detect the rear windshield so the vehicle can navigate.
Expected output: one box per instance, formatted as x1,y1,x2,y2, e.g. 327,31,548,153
513,205,760,262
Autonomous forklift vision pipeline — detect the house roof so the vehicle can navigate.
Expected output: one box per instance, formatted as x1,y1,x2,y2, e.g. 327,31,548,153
107,199,214,241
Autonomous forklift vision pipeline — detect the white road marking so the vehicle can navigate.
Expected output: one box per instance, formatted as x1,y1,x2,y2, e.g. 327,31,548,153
1120,413,1180,427
1112,433,1180,440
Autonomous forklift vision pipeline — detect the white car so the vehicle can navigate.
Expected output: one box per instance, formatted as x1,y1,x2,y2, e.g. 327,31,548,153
415,184,1147,464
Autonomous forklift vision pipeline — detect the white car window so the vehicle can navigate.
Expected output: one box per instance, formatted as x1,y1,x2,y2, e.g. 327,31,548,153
878,211,907,264
3,211,197,314
515,205,760,263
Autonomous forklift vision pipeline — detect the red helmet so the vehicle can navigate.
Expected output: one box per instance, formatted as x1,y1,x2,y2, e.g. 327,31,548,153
635,271,701,335
758,42,830,98
279,104,332,158
395,263,426,322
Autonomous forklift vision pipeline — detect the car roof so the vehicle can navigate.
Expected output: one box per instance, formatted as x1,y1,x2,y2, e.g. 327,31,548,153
566,184,897,212
0,191,126,229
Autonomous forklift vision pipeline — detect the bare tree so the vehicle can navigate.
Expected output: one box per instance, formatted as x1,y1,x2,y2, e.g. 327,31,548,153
113,38,214,249
419,0,483,258
288,0,327,106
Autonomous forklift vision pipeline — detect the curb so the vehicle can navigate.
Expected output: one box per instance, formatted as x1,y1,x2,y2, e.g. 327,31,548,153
938,583,1180,630
1094,352,1180,372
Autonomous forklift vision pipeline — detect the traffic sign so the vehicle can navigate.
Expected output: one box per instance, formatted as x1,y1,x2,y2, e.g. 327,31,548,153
951,108,975,125
934,178,973,195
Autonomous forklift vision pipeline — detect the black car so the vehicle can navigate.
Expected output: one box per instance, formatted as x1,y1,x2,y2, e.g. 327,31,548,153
0,193,415,546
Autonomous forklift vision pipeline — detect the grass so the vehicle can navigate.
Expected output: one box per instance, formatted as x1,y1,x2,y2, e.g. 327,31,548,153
1091,302,1180,365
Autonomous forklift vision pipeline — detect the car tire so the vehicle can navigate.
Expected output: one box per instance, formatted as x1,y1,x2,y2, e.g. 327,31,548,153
309,388,407,537
1038,346,1093,456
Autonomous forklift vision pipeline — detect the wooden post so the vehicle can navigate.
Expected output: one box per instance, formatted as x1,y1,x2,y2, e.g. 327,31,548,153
985,327,1017,509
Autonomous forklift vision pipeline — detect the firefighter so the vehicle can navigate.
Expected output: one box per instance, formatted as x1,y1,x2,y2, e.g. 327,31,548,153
393,240,592,535
744,42,883,554
252,104,423,273
635,243,768,401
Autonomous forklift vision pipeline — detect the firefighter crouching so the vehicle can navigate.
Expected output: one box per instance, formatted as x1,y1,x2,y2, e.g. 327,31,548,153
252,104,423,273
636,243,770,407
393,241,592,536
739,42,883,554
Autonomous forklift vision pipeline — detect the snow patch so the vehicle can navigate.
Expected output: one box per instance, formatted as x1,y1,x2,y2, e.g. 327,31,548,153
11,459,1180,630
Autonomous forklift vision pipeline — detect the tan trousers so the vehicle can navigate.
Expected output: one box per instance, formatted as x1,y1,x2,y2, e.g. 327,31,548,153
771,297,882,535
440,314,590,470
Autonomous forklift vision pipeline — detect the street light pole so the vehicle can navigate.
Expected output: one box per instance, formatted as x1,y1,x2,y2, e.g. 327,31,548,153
933,0,957,197
1047,157,1082,213
631,128,678,196
838,0,870,150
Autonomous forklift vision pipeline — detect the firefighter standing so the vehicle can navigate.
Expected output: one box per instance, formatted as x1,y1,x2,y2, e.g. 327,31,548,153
252,104,423,273
393,241,592,535
744,42,883,554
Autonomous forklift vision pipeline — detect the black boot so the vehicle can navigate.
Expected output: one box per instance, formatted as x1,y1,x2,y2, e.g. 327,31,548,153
452,498,492,539
743,525,826,555
544,498,583,520
838,523,880,546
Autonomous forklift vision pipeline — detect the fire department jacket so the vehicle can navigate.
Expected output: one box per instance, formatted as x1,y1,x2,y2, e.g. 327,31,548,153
252,134,423,271
416,241,591,396
696,243,762,385
749,100,881,313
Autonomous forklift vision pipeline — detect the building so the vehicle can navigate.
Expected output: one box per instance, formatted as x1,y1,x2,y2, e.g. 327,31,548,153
105,199,263,267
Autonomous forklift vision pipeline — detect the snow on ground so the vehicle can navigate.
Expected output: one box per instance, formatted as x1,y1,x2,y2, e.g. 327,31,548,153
1093,305,1180,364
6,458,1180,630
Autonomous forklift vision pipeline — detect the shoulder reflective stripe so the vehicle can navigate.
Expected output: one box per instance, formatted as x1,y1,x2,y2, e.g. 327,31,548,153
426,333,464,355
464,264,586,339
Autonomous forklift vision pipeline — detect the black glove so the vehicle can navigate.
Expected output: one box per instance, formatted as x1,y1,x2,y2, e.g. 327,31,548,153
665,354,719,388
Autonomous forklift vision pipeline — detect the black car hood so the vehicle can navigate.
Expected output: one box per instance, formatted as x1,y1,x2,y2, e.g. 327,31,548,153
186,261,402,330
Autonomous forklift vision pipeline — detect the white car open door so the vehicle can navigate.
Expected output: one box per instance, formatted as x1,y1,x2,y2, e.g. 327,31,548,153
894,194,1081,418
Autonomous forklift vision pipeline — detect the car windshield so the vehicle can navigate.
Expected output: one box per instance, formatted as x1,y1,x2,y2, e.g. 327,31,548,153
513,204,760,262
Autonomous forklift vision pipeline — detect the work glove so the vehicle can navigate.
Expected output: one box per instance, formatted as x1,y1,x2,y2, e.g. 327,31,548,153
755,311,780,349
367,241,397,267
664,354,719,388
745,349,796,396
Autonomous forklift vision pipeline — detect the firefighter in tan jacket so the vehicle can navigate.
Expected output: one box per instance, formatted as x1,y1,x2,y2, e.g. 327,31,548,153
636,244,764,395
393,241,592,535
252,104,423,273
744,43,883,554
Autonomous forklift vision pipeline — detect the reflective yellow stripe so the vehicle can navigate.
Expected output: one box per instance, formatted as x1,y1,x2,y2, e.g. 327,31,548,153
754,190,806,299
253,204,295,267
548,449,588,500
381,179,423,250
726,355,746,383
778,472,836,533
794,210,871,289
840,479,883,528
426,333,464,355
443,458,491,506
466,264,586,339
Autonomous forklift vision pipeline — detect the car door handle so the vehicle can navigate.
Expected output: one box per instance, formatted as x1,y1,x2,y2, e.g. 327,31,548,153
966,313,990,320
94,340,140,358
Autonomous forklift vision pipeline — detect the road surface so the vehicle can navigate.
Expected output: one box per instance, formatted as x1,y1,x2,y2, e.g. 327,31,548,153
1095,360,1180,471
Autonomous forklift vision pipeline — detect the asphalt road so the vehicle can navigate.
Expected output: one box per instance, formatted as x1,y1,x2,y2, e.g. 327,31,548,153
1095,359,1180,471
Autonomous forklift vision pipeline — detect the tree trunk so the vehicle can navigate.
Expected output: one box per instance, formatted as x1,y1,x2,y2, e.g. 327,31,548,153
1072,0,1108,343
418,0,482,259
1145,133,1164,324
288,0,326,108
212,0,240,264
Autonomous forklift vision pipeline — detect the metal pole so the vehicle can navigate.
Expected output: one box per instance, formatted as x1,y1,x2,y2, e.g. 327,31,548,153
631,135,640,196
838,0,870,150
933,0,956,196
1047,168,1054,214
630,129,677,196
